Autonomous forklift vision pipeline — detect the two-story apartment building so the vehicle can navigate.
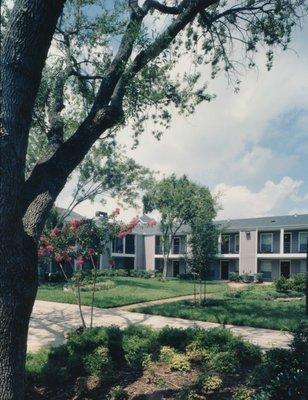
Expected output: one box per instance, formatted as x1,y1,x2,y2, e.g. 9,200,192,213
101,214,308,281
213,214,308,281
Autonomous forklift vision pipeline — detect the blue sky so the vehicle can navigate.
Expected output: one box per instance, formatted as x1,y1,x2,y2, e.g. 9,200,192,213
58,16,308,221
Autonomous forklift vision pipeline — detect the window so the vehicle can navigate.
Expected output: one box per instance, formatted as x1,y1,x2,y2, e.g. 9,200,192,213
260,260,272,280
125,234,135,254
260,233,273,253
155,236,162,254
221,235,230,254
172,237,180,254
299,260,307,273
112,237,124,253
235,234,239,253
299,232,308,252
283,233,292,253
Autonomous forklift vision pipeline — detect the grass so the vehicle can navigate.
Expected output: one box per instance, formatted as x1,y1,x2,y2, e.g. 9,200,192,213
36,277,227,308
135,284,307,331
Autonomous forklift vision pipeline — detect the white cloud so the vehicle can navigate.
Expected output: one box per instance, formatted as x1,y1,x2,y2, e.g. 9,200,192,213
214,177,303,219
57,22,308,220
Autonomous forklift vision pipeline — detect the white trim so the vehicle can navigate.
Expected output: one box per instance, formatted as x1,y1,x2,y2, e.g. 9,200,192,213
283,231,292,253
257,253,306,259
279,260,291,277
217,253,239,259
279,228,284,254
220,260,229,280
298,231,308,252
259,232,273,253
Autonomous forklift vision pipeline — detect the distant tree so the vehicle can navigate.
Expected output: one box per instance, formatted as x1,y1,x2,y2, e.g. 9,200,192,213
57,142,155,223
143,175,216,278
0,0,306,397
188,218,219,304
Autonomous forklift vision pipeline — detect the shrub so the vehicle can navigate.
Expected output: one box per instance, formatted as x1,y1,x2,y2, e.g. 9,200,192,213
131,270,155,278
240,274,254,283
158,326,195,351
232,386,255,400
207,351,240,373
254,273,263,283
123,325,159,369
108,385,129,400
160,346,191,372
186,342,209,364
198,373,222,393
292,273,305,293
274,276,293,292
179,273,195,280
175,386,200,400
67,328,109,356
80,280,116,291
252,323,308,399
106,326,125,366
229,272,240,282
192,327,235,352
229,339,262,368
83,346,112,381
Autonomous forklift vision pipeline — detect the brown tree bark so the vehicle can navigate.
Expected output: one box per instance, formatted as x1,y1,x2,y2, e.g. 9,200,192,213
0,232,38,399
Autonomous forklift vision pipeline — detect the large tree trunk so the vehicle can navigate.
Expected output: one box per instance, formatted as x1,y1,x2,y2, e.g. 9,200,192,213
0,231,38,399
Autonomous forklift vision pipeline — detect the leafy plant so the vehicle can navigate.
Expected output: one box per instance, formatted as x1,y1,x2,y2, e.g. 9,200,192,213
232,386,255,400
160,346,191,372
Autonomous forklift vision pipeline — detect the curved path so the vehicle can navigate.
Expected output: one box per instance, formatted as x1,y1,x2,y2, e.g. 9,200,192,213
28,300,293,353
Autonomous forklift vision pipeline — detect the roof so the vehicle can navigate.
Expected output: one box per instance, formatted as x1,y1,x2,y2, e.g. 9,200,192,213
215,214,308,231
56,207,84,222
132,213,308,235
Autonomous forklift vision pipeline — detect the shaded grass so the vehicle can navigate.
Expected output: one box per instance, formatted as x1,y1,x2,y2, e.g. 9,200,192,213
135,285,307,331
36,277,228,308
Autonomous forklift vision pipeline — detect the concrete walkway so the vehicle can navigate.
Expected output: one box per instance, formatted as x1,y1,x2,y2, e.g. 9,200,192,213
28,300,293,352
117,294,197,310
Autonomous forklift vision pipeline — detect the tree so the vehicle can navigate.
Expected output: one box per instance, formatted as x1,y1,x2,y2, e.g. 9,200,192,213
56,142,155,224
188,218,219,305
143,175,216,278
0,0,306,397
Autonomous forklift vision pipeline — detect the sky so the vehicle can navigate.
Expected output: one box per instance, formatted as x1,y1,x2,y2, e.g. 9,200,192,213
57,17,308,222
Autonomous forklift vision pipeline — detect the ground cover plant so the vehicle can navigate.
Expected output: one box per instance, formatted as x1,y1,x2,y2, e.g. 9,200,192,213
25,323,308,399
37,277,227,308
135,284,306,331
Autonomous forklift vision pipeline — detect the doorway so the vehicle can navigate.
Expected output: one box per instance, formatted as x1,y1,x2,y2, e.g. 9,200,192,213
173,260,180,277
221,261,229,280
280,261,291,278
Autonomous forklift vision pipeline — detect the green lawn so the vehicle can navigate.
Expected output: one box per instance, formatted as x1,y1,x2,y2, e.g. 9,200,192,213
135,285,307,331
36,277,227,308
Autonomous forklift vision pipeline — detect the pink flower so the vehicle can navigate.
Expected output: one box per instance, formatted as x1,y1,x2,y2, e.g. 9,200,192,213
38,247,47,257
87,248,95,256
70,219,81,230
62,252,72,262
76,257,85,266
46,244,54,253
54,253,63,263
50,228,61,237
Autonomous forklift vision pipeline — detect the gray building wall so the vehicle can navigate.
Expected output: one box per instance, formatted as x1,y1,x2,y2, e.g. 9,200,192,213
239,230,257,274
135,235,145,270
